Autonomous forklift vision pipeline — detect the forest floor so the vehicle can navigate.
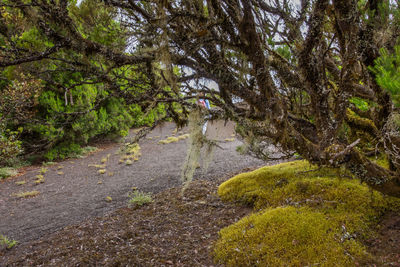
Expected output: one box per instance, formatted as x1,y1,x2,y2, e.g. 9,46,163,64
0,122,400,266
0,121,267,265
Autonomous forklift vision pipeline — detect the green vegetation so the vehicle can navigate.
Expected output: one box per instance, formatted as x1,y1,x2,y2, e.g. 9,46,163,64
0,167,18,179
39,167,47,174
128,190,153,207
371,46,400,106
215,161,400,266
0,128,23,167
0,1,169,165
0,235,17,249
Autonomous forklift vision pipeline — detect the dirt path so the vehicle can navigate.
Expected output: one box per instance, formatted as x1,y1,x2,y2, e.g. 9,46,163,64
0,121,265,244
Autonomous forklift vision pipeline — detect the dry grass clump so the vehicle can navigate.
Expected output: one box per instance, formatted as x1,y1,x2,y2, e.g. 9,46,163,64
34,175,45,184
12,191,40,198
119,143,141,165
158,136,179,144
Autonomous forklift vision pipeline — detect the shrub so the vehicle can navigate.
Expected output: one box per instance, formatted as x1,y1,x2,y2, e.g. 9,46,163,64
0,128,23,167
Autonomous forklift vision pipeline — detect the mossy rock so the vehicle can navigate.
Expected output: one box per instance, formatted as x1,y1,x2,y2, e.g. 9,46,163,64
215,160,400,266
214,206,368,266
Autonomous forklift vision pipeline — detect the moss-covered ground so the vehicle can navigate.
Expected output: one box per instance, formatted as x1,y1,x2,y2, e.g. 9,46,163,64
215,160,400,266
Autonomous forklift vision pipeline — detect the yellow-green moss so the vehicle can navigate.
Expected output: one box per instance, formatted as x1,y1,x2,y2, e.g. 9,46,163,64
158,136,180,144
216,160,400,266
346,109,378,133
214,207,368,266
218,161,318,206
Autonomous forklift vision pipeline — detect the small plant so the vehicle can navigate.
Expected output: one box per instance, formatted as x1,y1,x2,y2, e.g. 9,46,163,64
0,167,18,179
128,190,153,207
0,235,17,249
88,164,106,168
13,190,40,198
105,196,112,202
40,167,47,174
15,181,26,185
98,169,106,174
57,171,64,175
125,159,133,165
34,174,45,184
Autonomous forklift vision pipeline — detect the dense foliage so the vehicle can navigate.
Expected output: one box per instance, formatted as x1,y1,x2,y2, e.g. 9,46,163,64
1,0,400,197
0,0,167,162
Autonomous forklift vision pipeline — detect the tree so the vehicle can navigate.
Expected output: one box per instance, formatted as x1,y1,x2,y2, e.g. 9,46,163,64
0,0,167,160
1,0,400,197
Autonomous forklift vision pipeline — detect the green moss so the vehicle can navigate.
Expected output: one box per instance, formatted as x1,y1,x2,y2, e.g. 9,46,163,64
371,154,390,169
214,207,368,266
218,161,319,206
216,160,400,266
346,109,378,133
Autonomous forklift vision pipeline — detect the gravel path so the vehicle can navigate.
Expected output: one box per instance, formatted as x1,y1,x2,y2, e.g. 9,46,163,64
0,121,265,244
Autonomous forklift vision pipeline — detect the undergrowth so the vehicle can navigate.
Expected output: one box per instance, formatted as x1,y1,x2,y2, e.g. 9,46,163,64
0,167,18,180
215,160,400,266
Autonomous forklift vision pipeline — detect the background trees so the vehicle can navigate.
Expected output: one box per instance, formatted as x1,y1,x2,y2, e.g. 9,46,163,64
1,0,400,197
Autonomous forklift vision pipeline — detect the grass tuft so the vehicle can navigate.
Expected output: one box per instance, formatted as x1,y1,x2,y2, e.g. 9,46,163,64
128,190,153,207
158,136,180,144
0,235,17,249
40,167,47,174
13,190,40,198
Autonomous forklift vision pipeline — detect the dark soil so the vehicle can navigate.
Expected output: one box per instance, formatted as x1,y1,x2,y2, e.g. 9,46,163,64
366,213,400,266
1,179,251,266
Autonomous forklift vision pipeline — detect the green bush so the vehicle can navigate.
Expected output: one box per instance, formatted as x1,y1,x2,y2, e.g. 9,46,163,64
0,128,23,167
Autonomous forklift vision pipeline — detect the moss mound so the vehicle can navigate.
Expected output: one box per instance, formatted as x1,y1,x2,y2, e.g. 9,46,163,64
215,161,400,266
214,206,366,266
